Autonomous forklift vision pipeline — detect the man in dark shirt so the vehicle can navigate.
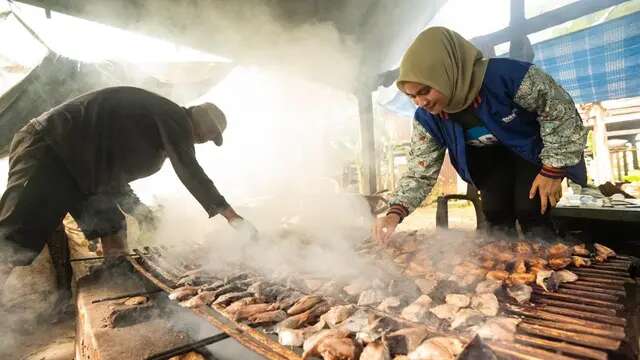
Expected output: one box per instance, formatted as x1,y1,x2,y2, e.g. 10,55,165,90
0,86,255,293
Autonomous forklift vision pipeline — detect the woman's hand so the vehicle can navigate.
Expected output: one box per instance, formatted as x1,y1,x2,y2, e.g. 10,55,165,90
529,174,563,214
372,214,401,245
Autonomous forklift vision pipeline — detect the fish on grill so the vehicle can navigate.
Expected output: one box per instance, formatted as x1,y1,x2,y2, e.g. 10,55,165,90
407,337,464,360
429,304,459,321
547,243,570,258
595,243,616,259
548,257,571,270
377,297,403,314
278,302,331,330
475,280,502,294
506,284,532,304
358,289,387,306
168,286,199,301
287,295,324,315
278,318,326,346
445,294,470,308
360,340,391,360
197,280,225,293
212,291,253,306
385,327,431,355
572,244,590,256
486,270,509,281
470,293,498,316
180,291,218,308
302,332,361,360
247,309,287,325
507,272,535,285
536,270,559,292
572,256,591,267
322,305,358,328
400,295,433,322
474,317,520,342
276,291,304,311
450,308,484,330
356,316,402,344
224,297,260,316
233,303,278,321
209,283,244,299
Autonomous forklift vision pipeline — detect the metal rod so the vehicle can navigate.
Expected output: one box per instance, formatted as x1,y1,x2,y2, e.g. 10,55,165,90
70,254,138,262
145,333,231,360
91,289,162,304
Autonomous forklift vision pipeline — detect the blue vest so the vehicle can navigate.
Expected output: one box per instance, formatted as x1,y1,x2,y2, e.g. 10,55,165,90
414,58,587,186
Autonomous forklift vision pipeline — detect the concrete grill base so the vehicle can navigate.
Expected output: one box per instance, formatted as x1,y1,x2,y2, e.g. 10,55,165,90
74,264,191,360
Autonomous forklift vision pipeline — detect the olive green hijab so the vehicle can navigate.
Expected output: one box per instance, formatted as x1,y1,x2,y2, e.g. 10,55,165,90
397,27,488,113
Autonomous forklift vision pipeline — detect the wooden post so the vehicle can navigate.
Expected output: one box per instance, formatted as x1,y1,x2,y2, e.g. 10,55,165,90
357,89,377,195
590,103,613,184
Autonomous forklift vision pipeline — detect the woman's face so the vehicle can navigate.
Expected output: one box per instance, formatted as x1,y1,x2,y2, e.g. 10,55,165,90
403,81,449,115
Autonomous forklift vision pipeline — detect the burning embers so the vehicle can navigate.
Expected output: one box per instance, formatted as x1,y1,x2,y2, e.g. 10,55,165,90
133,236,634,360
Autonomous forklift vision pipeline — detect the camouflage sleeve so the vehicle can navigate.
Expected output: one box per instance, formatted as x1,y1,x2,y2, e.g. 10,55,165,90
513,65,587,168
388,119,445,214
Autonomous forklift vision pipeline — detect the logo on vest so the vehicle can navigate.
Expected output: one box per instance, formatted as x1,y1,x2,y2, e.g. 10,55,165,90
501,109,518,123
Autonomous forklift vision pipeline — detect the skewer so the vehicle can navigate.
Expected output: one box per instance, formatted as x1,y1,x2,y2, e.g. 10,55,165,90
505,304,625,336
573,280,625,291
532,298,618,316
522,318,624,341
514,334,607,360
518,322,621,351
555,287,620,302
539,305,626,326
531,290,624,310
560,283,626,297
487,340,578,360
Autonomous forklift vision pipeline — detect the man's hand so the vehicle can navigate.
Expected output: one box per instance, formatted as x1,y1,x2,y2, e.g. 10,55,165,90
529,174,563,214
372,214,401,245
221,207,259,241
229,217,259,242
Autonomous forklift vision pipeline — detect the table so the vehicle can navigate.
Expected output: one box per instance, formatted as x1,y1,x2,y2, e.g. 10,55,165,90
552,205,640,257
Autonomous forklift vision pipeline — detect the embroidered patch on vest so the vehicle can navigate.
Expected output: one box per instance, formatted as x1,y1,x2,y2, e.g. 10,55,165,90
501,109,518,123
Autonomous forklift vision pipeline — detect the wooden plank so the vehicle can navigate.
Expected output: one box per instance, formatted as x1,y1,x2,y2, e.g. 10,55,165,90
515,334,608,360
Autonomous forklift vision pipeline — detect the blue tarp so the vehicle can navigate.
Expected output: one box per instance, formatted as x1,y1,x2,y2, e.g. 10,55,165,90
380,11,640,117
533,11,640,104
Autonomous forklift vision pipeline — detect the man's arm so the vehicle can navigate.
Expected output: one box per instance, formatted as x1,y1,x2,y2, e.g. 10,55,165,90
153,104,231,218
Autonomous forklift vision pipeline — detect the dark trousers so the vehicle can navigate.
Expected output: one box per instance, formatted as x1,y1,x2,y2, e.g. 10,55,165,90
0,122,125,268
467,145,555,240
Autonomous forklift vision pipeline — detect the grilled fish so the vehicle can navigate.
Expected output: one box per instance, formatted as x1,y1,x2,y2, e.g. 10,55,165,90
287,295,324,315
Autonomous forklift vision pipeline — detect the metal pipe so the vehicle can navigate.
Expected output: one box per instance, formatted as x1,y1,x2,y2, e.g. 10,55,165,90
145,333,231,360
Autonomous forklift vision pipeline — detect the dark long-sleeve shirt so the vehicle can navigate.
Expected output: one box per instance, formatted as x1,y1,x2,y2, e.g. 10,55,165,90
33,86,229,217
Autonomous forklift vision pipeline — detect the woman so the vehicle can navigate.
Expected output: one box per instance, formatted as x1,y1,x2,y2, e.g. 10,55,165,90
374,27,587,243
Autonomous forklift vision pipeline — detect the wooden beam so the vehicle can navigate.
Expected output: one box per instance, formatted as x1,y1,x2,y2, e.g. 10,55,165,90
472,0,629,47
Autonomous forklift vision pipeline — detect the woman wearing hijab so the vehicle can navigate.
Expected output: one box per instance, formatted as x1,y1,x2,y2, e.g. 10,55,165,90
374,27,587,243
